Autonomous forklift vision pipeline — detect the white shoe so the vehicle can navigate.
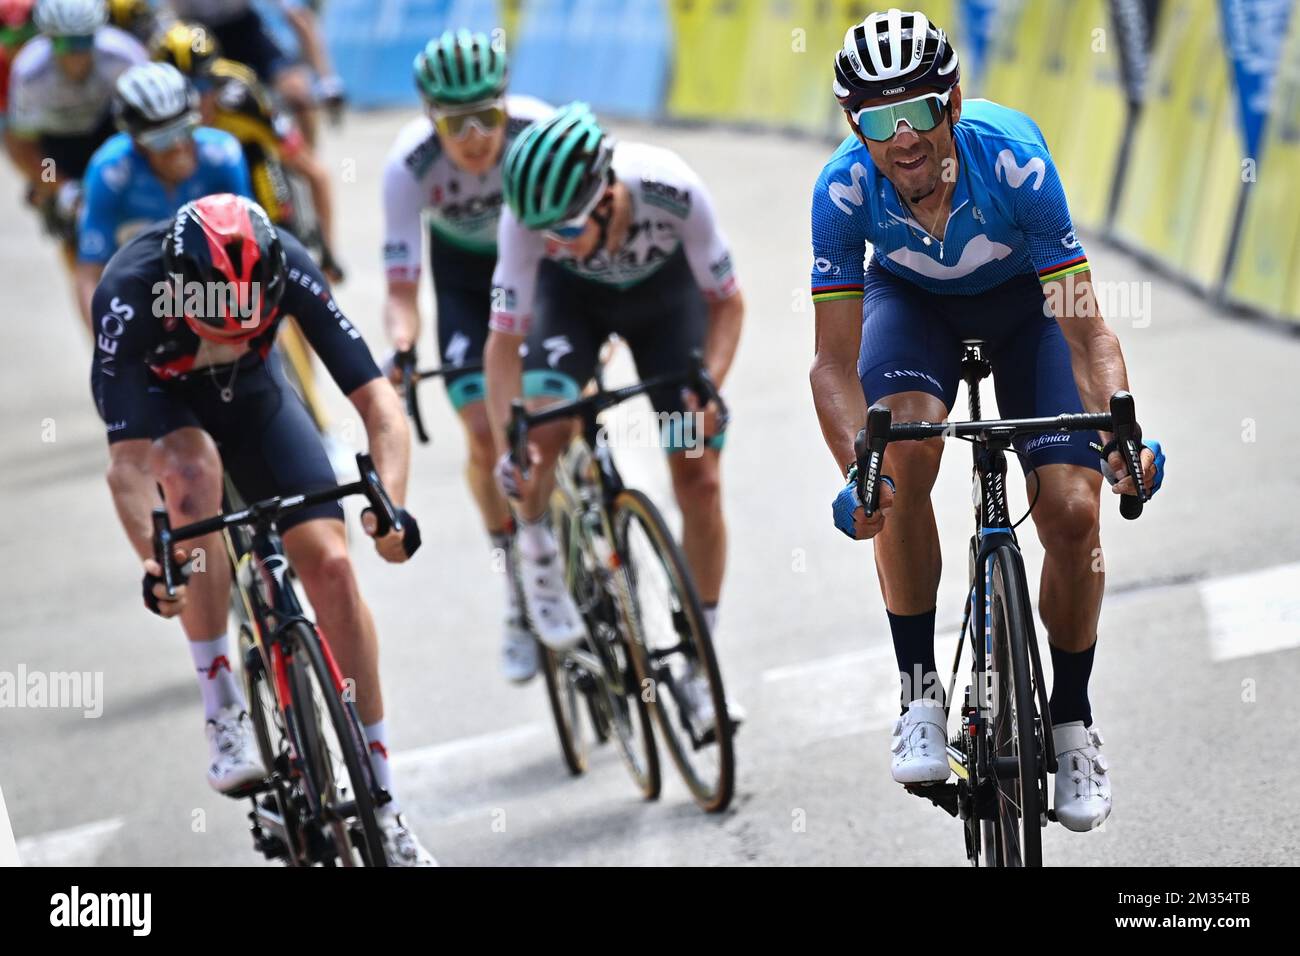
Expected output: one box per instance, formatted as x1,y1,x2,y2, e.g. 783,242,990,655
890,699,951,784
378,808,438,866
501,616,539,683
517,537,586,652
205,706,265,795
1053,721,1112,831
680,670,744,741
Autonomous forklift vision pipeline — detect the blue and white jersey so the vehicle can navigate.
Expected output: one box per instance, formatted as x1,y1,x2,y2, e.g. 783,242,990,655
810,99,1089,303
77,127,253,264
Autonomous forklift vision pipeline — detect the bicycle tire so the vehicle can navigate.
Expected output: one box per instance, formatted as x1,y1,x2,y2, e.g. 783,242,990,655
612,489,734,812
286,622,387,866
983,545,1044,867
537,499,588,775
540,645,587,776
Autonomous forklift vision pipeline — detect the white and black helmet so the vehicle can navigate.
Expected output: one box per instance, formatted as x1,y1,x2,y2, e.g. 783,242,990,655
833,8,959,110
33,0,106,36
113,62,199,137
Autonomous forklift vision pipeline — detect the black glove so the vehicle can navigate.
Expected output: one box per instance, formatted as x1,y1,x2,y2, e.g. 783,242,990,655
142,560,191,616
362,506,421,558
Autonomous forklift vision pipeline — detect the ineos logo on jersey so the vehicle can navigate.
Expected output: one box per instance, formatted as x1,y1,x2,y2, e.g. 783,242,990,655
96,296,137,370
1061,230,1080,249
815,257,841,275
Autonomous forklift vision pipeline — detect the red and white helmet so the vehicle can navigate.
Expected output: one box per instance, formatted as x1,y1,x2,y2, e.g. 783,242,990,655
161,194,288,343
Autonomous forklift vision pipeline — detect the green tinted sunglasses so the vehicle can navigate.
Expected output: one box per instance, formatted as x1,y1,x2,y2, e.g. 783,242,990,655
51,34,95,54
851,90,951,142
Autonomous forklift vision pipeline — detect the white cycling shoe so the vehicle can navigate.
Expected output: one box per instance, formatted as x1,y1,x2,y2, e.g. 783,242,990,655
501,616,540,683
890,699,951,785
378,808,438,866
680,669,745,742
516,535,586,652
1053,721,1112,831
205,706,265,795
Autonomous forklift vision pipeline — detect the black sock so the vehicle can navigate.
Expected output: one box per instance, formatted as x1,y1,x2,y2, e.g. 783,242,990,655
887,608,940,712
1049,642,1096,727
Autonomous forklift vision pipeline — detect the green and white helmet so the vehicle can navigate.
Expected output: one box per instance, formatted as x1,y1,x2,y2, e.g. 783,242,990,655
502,102,614,231
413,29,508,106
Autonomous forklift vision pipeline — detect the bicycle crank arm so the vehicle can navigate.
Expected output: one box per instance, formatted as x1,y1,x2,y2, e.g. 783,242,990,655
904,782,961,817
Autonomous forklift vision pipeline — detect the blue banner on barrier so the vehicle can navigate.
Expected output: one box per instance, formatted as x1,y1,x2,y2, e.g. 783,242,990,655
324,0,502,109
1219,0,1294,159
959,0,999,83
510,0,669,118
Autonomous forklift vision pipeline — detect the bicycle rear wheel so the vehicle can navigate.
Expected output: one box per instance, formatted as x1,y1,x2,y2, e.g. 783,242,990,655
612,489,735,812
285,622,387,866
979,545,1045,867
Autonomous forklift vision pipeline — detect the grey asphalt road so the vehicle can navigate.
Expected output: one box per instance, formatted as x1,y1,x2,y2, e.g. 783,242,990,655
2,110,1297,866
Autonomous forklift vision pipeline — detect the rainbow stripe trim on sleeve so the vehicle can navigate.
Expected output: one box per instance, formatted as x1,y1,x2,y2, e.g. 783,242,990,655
811,283,863,303
1037,255,1090,284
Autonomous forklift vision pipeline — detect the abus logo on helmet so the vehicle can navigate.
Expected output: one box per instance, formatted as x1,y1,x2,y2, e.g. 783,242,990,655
882,86,906,95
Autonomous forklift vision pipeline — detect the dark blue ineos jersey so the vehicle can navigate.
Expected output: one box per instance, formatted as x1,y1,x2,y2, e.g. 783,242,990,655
90,222,380,443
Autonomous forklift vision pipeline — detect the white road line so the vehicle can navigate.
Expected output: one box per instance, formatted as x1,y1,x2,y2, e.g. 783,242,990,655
761,643,895,684
1199,561,1300,661
391,722,546,770
15,816,124,867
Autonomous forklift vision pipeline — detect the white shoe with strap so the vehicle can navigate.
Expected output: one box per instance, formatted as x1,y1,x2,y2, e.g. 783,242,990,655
890,698,951,784
205,706,265,795
1052,721,1112,831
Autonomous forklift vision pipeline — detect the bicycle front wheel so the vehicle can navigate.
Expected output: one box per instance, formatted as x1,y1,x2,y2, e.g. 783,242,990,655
981,545,1045,867
612,489,735,812
285,623,388,866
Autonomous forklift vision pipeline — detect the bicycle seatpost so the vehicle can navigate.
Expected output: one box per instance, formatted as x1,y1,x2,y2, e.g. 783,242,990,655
856,404,892,517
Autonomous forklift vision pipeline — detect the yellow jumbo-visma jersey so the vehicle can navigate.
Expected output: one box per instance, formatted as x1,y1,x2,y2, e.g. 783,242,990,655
207,58,300,227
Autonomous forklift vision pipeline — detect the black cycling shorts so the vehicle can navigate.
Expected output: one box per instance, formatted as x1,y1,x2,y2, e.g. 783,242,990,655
428,231,495,410
858,260,1100,474
42,111,116,180
120,351,342,531
520,247,722,453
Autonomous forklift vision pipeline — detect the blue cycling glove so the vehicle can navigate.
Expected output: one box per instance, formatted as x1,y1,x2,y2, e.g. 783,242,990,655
833,472,895,539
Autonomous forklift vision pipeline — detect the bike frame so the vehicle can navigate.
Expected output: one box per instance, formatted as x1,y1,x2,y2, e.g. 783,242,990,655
224,506,369,827
951,344,1054,813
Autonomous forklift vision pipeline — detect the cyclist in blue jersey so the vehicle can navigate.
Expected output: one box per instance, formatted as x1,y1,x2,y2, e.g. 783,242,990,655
74,61,251,321
808,9,1166,833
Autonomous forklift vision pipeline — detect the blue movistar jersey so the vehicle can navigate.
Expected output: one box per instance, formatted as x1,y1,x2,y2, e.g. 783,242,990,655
810,99,1089,302
77,127,253,264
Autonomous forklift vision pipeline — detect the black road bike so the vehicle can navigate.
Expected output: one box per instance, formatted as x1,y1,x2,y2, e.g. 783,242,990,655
152,453,406,866
507,352,737,812
853,340,1148,866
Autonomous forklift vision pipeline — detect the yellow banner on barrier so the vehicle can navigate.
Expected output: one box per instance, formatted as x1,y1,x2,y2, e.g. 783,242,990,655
665,0,751,120
977,0,1125,231
736,0,826,131
500,0,524,49
1226,8,1300,321
1112,0,1240,289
